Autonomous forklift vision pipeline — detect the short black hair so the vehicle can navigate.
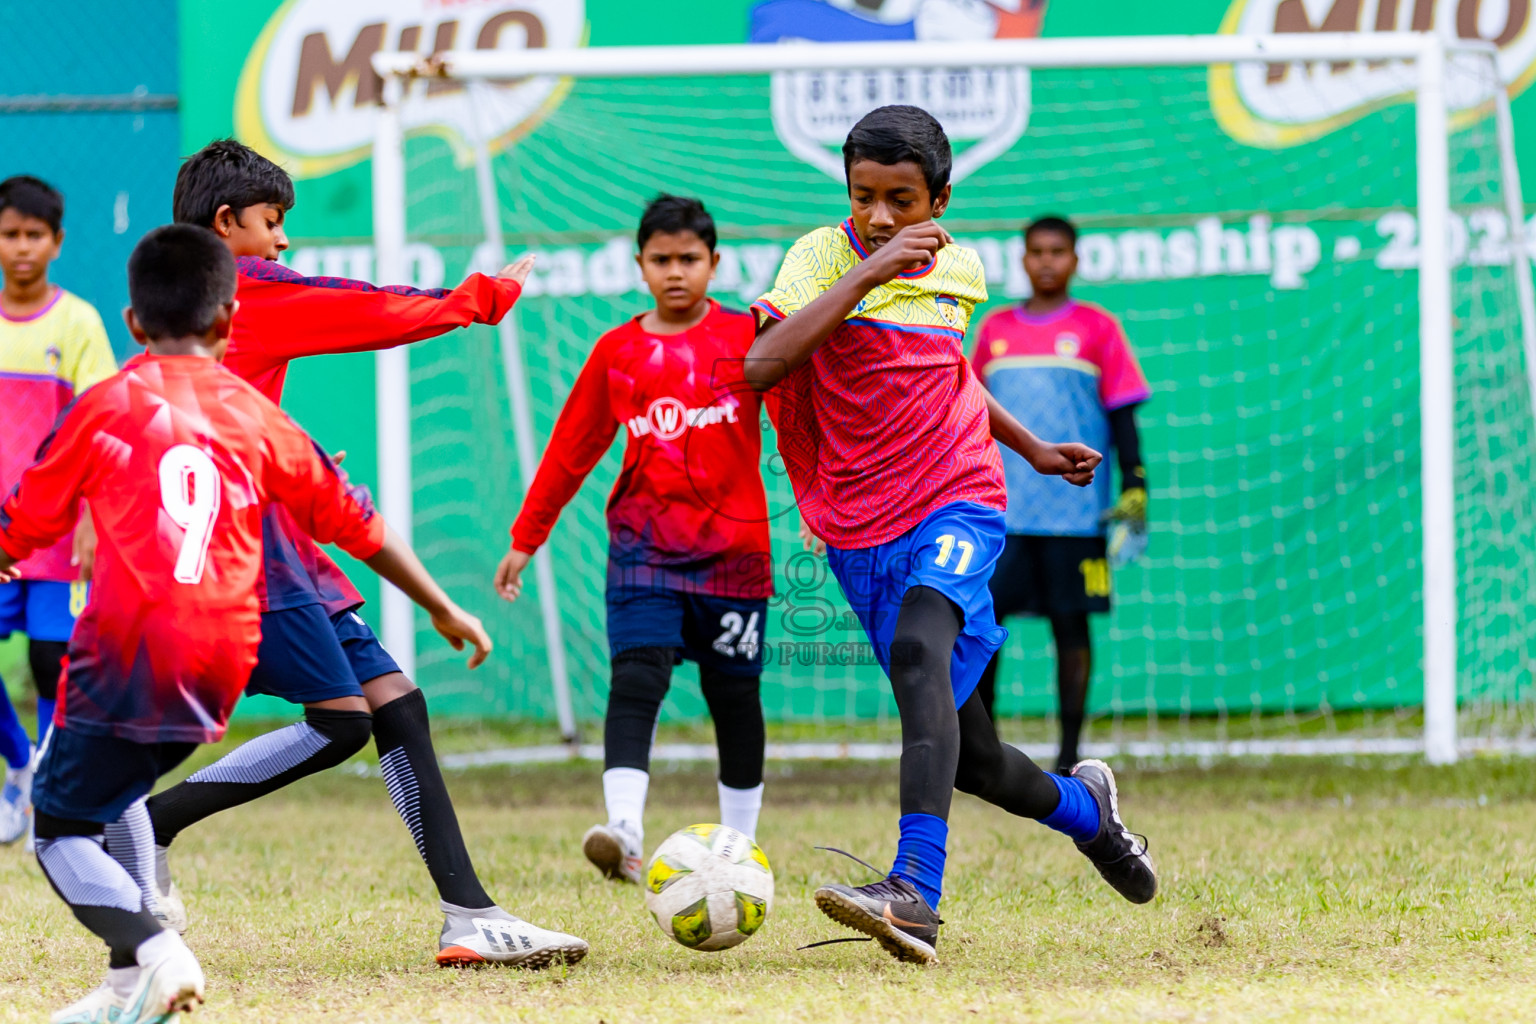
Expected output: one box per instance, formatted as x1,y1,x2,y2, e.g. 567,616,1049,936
0,175,64,234
1025,215,1077,247
173,139,295,228
128,225,237,339
637,194,716,252
842,105,952,199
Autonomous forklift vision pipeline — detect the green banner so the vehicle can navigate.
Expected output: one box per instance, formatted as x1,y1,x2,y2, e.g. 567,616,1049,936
181,1,1536,722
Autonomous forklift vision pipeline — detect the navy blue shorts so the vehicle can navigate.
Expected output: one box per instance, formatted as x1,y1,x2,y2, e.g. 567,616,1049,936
0,579,87,642
827,501,1009,708
32,727,197,824
606,587,768,677
245,605,402,705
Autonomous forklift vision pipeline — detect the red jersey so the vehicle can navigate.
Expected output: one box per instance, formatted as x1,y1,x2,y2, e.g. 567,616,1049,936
225,257,520,615
752,222,1004,549
511,302,772,598
0,355,386,743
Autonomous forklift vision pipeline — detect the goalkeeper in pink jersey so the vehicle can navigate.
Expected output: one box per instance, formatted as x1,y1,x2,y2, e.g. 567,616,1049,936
747,105,1157,964
495,196,772,884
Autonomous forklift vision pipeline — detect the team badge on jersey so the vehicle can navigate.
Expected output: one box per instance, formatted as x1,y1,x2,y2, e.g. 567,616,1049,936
1055,332,1082,358
936,294,961,330
45,345,62,374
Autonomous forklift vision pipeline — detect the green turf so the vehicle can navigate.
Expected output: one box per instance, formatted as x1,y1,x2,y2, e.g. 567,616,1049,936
4,752,1534,1022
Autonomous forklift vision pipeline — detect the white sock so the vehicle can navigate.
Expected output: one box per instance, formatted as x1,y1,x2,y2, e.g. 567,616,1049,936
134,929,182,967
602,767,650,842
107,966,140,999
718,781,765,839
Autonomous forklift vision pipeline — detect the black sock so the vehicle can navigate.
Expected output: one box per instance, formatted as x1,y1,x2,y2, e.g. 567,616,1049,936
604,647,675,772
1050,615,1092,772
954,690,1061,818
35,817,163,966
148,707,373,847
699,667,764,790
373,689,492,910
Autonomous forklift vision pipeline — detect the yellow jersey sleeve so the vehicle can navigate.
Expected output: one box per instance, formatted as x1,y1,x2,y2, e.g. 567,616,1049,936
935,245,989,334
753,227,844,324
60,294,117,393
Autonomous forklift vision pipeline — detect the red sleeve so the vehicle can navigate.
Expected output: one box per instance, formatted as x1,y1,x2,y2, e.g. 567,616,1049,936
509,340,621,554
0,398,98,561
259,402,387,561
1095,311,1152,411
233,259,522,362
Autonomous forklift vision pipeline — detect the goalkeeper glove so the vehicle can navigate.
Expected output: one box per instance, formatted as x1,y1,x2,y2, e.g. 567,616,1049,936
1104,486,1148,568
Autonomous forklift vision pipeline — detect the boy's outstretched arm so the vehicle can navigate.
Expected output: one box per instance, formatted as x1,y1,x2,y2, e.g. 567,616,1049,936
746,222,950,391
233,255,535,363
981,385,1102,487
494,344,620,602
364,527,493,669
263,407,493,669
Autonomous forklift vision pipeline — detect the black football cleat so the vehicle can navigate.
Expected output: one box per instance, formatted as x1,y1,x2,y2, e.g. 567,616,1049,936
1070,758,1158,904
810,849,941,964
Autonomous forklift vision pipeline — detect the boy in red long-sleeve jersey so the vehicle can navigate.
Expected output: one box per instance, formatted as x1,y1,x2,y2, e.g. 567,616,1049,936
5,226,403,1022
494,195,773,884
143,140,586,968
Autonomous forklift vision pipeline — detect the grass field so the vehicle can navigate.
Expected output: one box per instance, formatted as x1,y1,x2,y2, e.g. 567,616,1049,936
3,725,1534,1023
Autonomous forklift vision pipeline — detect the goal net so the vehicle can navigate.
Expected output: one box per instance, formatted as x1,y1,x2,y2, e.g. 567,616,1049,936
363,34,1536,763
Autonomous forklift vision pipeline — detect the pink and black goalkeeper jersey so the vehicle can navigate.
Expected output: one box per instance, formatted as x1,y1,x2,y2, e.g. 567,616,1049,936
224,256,522,615
0,355,385,744
511,302,773,598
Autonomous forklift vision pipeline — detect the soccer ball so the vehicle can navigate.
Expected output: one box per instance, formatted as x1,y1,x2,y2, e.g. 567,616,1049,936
643,824,774,951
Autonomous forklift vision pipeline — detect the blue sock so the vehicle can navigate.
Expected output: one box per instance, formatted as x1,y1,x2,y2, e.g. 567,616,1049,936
1039,773,1101,843
36,697,55,748
0,680,30,770
889,812,948,910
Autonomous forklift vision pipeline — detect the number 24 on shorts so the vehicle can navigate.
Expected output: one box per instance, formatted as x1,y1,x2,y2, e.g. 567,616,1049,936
934,534,975,574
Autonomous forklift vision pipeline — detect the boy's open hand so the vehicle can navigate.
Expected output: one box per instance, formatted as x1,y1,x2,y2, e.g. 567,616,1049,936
430,602,493,669
0,552,17,583
71,509,97,582
1029,442,1102,487
799,516,826,557
863,222,951,286
499,254,537,286
493,547,532,602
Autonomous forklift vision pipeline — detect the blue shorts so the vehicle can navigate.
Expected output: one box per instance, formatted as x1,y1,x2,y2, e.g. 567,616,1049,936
827,501,1008,708
0,579,87,642
245,605,402,705
32,726,197,824
606,587,768,677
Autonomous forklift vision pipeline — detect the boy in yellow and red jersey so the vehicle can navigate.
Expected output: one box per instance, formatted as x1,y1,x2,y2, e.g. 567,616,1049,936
0,175,117,843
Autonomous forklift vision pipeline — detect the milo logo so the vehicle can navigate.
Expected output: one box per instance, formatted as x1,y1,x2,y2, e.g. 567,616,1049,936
1213,0,1536,147
234,0,586,178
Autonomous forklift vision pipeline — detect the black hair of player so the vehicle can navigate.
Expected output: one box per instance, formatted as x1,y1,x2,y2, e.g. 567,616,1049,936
128,225,238,339
841,105,952,200
0,175,64,235
173,139,295,228
637,194,716,252
1025,215,1077,247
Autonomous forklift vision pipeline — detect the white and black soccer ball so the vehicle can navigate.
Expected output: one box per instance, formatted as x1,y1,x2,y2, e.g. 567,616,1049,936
643,824,774,951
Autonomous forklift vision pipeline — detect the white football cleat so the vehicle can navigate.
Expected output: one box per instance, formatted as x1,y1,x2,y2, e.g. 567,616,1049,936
582,822,643,884
153,845,188,934
0,746,35,845
51,981,127,1024
436,904,588,969
123,932,203,1023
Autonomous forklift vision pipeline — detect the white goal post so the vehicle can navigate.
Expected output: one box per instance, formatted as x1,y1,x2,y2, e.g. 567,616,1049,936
368,33,1533,765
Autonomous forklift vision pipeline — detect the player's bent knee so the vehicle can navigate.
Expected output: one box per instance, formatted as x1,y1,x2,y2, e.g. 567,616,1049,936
28,640,67,701
303,706,374,764
361,672,417,710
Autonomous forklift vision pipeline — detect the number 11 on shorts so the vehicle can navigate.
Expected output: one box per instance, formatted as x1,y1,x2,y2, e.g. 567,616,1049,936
934,534,974,574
